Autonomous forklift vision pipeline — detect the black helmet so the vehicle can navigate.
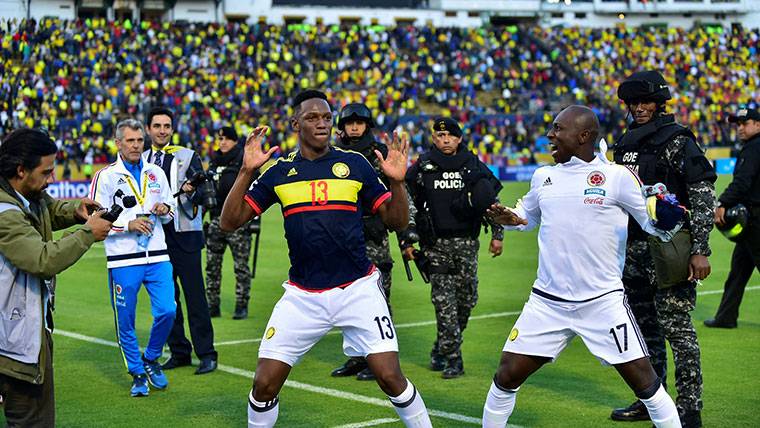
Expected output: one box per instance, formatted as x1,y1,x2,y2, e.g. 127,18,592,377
716,204,749,242
617,70,672,104
338,103,375,130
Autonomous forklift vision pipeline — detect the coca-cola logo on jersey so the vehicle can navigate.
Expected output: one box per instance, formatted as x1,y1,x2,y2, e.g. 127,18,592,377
584,197,604,205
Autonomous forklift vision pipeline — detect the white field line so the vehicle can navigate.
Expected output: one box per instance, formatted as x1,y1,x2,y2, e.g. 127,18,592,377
215,310,522,347
697,285,760,296
332,418,399,428
53,329,483,426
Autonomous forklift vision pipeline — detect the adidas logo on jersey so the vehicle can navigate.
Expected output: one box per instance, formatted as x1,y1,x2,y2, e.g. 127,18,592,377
117,177,126,184
287,168,298,177
542,177,552,187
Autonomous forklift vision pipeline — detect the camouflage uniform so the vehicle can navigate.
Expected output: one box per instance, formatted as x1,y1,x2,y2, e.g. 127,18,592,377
205,216,252,309
426,229,501,361
366,234,394,305
358,144,416,313
622,134,714,417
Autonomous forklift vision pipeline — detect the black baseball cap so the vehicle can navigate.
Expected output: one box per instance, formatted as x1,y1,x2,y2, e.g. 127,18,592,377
728,107,760,123
431,117,462,137
217,126,238,141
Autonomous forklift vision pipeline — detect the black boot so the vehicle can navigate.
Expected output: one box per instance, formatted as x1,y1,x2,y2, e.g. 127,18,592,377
442,356,464,379
610,399,650,421
680,410,702,428
356,367,376,381
233,305,248,320
208,304,220,318
331,357,368,377
430,343,446,371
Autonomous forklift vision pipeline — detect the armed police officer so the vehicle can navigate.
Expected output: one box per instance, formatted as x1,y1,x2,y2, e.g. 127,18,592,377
205,126,256,320
402,117,503,379
705,106,760,329
329,103,415,381
611,70,716,428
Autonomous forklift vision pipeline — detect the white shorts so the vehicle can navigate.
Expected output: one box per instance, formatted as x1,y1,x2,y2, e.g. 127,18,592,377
258,270,399,366
503,290,648,366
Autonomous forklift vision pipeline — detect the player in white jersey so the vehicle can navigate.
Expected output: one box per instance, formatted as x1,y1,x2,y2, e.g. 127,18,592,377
481,106,683,428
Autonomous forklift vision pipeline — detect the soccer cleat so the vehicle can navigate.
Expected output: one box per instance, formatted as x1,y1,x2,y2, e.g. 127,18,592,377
442,356,464,379
143,357,168,389
130,374,149,397
331,357,368,377
611,399,650,421
703,319,737,329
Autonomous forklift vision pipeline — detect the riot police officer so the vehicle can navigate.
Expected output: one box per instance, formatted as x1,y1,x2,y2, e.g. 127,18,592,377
205,126,256,320
611,70,716,428
705,106,760,328
402,117,504,379
329,103,414,381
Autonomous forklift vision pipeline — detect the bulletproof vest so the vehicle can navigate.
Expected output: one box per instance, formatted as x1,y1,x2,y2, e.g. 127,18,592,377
614,115,695,239
335,134,389,243
416,150,483,238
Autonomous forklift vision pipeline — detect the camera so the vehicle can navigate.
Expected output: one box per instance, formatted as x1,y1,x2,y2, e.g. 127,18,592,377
175,170,217,210
100,189,137,222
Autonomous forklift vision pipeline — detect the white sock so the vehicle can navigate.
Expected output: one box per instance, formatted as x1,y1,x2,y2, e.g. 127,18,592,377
482,380,519,428
388,379,433,428
247,389,279,428
640,385,681,428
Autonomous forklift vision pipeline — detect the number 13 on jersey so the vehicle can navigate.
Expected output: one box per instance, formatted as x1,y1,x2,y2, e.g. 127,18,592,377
310,180,328,205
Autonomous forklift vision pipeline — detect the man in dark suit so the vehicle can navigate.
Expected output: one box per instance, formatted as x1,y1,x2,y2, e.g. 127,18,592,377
143,106,218,374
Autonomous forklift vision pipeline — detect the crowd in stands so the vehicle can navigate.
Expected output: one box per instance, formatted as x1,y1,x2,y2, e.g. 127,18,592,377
0,18,756,169
532,24,758,148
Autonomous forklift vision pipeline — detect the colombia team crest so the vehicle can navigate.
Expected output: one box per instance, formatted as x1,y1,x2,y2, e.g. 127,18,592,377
586,171,606,187
332,162,350,178
509,328,519,341
265,327,276,340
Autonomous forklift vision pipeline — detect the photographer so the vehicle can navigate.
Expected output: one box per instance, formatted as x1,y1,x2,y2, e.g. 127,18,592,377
143,106,218,375
0,128,111,425
205,127,256,320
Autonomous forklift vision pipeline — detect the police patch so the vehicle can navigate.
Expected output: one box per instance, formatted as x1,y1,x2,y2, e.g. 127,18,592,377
332,162,350,178
509,328,519,341
265,327,276,340
587,171,606,187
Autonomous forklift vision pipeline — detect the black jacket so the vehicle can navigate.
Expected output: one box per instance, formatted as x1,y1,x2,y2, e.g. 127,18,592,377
719,134,760,208
208,146,244,218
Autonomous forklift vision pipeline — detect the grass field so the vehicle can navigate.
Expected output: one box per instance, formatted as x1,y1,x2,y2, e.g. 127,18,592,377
4,176,758,427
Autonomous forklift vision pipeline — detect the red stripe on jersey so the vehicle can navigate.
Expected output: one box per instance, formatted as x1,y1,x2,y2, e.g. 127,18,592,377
244,194,263,215
283,204,357,217
371,192,392,213
286,265,377,292
89,163,114,199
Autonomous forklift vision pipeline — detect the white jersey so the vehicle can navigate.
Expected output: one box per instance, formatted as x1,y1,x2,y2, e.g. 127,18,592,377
508,155,658,302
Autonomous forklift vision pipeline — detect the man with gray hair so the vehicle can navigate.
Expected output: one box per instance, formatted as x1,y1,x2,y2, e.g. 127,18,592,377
89,119,177,397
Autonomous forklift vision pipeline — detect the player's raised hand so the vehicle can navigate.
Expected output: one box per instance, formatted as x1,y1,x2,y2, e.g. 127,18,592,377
487,203,528,226
377,130,409,182
242,126,277,173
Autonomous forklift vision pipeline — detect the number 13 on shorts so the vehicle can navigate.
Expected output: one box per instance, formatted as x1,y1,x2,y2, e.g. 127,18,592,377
374,315,395,340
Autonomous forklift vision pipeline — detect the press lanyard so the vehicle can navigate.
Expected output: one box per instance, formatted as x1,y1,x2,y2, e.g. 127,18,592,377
124,172,148,206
